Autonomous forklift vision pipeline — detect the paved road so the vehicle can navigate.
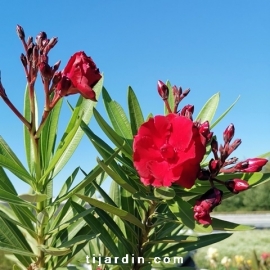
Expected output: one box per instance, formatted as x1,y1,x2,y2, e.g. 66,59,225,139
211,213,270,228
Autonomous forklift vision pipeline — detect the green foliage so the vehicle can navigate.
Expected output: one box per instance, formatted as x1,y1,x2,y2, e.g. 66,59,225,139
0,74,268,270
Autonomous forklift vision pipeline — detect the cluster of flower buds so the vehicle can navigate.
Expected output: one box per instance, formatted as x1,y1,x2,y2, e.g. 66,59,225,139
194,123,268,225
16,25,59,87
157,80,212,144
157,80,190,114
0,25,101,137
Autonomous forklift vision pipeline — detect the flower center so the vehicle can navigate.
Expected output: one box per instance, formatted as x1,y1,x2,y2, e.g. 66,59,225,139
160,143,175,160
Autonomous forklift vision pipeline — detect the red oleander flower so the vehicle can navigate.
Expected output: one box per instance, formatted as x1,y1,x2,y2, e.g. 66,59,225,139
56,51,101,101
234,158,268,172
193,188,223,225
133,113,207,188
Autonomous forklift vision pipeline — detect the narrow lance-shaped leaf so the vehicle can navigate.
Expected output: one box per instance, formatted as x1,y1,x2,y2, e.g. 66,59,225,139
76,194,144,230
71,201,120,256
23,85,38,174
128,86,144,135
102,87,133,146
210,95,240,129
196,92,220,123
52,76,103,177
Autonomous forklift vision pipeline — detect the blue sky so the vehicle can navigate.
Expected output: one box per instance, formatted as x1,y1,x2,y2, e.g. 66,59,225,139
0,1,269,195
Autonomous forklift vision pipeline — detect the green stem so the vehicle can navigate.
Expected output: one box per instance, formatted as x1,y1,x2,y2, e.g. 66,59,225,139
133,201,157,270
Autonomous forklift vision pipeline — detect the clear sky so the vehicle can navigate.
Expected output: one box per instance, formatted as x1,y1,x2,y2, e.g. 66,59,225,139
0,1,269,195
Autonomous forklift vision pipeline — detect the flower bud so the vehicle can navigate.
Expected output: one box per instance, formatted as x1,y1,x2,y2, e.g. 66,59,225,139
181,88,190,98
35,31,47,47
52,71,62,85
39,62,52,79
193,188,223,224
234,158,268,173
223,123,234,143
199,121,210,138
26,36,33,47
16,25,25,40
172,85,181,105
225,179,249,194
20,53,27,68
228,139,242,154
52,60,61,73
180,104,194,120
197,169,210,180
157,80,169,100
211,138,218,153
209,159,220,175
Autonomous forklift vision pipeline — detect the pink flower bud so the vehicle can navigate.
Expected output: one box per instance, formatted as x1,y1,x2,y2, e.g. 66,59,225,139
157,80,169,100
194,188,223,225
235,158,268,173
223,123,235,143
225,179,249,194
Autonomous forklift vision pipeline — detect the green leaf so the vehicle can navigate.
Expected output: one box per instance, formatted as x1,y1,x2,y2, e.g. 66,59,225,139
55,167,80,200
0,211,37,236
196,92,220,123
76,194,144,230
0,155,33,185
95,208,134,254
211,95,240,129
0,188,36,208
102,87,133,142
40,97,63,170
168,197,213,233
39,245,71,256
55,146,122,203
154,233,231,257
71,201,120,256
211,218,254,231
81,118,134,168
23,85,38,174
0,216,34,265
128,86,144,135
52,77,103,178
58,232,99,248
18,193,47,203
40,112,83,183
0,242,35,257
154,187,176,200
0,166,17,194
97,158,137,194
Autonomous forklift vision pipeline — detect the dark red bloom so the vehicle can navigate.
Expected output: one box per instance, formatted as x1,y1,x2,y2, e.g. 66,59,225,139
194,188,223,225
133,114,207,188
223,123,235,143
234,158,268,172
225,179,249,194
56,51,101,101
